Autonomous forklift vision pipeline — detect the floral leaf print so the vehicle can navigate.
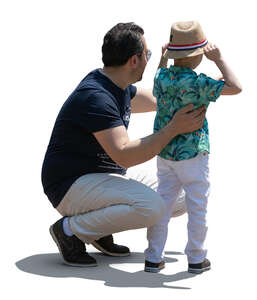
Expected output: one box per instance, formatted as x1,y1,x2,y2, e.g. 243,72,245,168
154,66,224,161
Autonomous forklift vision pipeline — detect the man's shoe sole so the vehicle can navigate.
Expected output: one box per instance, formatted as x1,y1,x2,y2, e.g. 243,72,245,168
49,225,98,267
91,241,130,257
188,266,211,274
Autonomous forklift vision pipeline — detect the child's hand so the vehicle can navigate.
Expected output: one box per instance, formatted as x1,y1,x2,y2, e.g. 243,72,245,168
158,43,169,69
204,44,222,62
161,43,169,57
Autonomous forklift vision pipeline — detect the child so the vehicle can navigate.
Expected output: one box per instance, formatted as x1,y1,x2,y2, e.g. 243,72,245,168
144,21,242,274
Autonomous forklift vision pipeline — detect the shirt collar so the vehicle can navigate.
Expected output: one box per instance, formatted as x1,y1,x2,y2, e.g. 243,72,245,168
169,65,195,75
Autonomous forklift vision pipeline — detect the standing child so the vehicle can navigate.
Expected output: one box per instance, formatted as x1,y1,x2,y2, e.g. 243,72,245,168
144,21,242,274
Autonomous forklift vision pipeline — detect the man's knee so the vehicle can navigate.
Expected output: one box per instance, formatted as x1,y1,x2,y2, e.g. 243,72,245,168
136,195,166,227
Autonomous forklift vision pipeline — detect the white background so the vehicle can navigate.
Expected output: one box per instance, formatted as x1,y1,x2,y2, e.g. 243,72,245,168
1,0,257,298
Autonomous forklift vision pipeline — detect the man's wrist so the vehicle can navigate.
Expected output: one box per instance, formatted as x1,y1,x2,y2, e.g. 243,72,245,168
166,119,179,138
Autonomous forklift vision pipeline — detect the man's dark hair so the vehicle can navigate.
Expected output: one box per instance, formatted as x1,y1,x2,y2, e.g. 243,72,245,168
102,22,144,67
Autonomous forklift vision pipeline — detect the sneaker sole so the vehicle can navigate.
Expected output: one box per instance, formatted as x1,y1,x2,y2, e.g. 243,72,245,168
188,266,211,274
144,265,165,273
91,241,130,257
49,225,97,267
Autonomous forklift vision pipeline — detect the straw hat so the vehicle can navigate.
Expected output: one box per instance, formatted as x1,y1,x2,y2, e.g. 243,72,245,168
164,21,209,59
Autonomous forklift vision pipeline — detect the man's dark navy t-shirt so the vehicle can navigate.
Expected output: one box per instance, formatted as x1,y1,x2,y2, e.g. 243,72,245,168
41,69,137,208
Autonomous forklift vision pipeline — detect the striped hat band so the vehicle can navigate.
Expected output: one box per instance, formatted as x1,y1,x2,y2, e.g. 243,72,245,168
167,38,208,51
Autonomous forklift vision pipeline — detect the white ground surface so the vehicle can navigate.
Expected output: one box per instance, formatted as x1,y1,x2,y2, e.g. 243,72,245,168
2,1,257,299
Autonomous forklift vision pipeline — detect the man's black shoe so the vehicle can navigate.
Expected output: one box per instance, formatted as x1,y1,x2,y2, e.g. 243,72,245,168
144,260,165,273
91,235,130,257
50,217,97,267
188,258,211,274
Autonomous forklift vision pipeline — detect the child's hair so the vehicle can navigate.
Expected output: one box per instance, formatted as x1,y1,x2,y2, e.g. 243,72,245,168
174,54,203,70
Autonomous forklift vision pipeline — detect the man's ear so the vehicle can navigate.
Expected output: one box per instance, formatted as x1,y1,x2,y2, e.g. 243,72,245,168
128,54,139,69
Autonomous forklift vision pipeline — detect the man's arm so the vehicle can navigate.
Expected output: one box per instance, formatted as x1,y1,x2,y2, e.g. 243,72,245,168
131,87,156,113
94,104,206,168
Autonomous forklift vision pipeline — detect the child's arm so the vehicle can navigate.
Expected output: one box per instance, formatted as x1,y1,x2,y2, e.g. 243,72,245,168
158,43,169,69
204,44,242,95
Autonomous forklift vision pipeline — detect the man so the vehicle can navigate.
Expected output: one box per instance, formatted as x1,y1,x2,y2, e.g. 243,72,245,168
41,22,206,267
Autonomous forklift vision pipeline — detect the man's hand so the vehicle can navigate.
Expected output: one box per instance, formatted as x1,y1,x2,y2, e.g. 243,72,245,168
170,104,206,135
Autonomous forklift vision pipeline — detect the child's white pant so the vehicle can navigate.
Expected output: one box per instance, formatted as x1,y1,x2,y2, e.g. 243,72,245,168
145,152,210,264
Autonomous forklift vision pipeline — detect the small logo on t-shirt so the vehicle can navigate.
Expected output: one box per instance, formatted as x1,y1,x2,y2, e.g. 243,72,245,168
123,105,131,124
123,114,130,122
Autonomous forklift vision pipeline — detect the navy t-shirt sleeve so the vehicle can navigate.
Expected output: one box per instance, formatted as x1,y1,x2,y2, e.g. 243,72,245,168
76,91,124,133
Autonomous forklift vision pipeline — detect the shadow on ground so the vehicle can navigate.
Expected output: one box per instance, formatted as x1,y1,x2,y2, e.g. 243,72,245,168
15,251,196,289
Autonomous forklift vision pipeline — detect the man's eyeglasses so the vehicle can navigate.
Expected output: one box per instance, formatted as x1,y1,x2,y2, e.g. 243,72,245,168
137,49,152,62
145,49,152,62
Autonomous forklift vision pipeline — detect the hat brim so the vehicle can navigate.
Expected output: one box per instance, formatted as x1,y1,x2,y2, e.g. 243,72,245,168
164,42,209,59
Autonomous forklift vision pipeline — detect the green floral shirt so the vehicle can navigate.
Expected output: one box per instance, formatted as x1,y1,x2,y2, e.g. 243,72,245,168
154,65,225,161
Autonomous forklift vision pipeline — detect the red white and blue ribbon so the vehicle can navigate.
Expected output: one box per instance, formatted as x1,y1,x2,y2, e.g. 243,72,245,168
168,38,208,51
